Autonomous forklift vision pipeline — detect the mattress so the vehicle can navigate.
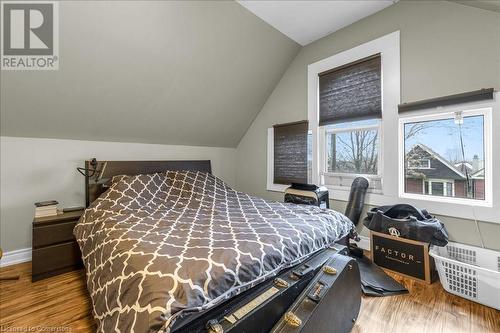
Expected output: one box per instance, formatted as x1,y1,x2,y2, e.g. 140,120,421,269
74,171,354,332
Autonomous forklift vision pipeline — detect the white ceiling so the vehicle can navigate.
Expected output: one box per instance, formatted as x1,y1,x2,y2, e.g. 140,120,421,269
238,1,396,45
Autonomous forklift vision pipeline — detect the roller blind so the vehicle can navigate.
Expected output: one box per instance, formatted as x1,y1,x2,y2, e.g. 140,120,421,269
319,54,381,126
273,120,308,185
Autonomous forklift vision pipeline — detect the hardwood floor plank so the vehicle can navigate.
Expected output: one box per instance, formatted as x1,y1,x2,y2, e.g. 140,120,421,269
1,262,499,333
0,263,94,332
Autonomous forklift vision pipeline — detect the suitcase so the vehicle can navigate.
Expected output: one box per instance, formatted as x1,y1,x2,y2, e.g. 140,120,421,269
271,253,361,333
171,245,355,333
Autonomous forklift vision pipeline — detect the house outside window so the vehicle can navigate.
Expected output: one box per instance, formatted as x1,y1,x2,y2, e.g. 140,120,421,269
400,108,491,204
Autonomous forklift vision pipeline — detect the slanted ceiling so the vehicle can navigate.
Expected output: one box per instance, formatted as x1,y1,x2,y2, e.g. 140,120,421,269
451,0,500,13
0,1,300,148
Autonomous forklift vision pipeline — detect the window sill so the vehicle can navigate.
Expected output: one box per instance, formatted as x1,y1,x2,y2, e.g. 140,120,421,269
265,185,497,223
399,193,492,208
267,183,384,195
325,184,383,195
321,173,382,193
329,189,496,222
267,183,288,192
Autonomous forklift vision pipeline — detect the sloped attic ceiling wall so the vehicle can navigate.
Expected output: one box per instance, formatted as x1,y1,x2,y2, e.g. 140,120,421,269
0,1,300,148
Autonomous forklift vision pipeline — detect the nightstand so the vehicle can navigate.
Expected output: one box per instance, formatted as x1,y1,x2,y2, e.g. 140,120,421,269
32,209,84,281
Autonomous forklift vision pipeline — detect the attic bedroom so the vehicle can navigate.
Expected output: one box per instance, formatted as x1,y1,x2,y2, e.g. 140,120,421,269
0,1,499,332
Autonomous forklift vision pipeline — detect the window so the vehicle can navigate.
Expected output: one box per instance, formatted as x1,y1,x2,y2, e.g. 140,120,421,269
320,119,382,190
308,31,399,196
400,108,491,204
267,121,309,191
424,180,454,197
408,159,430,169
317,55,383,191
325,120,380,174
306,31,498,219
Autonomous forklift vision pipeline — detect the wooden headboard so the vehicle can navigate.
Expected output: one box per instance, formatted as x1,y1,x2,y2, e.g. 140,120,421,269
84,160,212,207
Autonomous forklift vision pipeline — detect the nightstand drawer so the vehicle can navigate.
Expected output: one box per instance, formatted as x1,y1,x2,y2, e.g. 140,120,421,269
32,241,83,281
32,209,84,281
33,220,78,248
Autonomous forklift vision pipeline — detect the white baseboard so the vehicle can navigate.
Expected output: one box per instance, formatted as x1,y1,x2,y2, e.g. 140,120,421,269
353,235,370,251
0,248,31,267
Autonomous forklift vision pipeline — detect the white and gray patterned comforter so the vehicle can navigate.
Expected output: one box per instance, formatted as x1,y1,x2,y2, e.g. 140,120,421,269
74,171,354,332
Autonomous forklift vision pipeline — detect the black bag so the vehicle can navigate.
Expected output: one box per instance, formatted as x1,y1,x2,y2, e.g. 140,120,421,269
363,204,448,246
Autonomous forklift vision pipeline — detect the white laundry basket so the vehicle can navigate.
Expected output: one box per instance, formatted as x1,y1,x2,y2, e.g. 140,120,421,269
430,242,500,310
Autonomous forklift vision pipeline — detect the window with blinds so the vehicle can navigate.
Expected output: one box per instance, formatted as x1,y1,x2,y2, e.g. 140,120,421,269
273,121,308,185
319,54,381,126
318,53,383,191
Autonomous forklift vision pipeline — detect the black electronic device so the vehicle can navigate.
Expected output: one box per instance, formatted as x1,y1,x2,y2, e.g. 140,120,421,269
284,183,329,208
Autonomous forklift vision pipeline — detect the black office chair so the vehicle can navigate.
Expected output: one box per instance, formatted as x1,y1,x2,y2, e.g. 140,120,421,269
344,176,370,226
344,177,370,258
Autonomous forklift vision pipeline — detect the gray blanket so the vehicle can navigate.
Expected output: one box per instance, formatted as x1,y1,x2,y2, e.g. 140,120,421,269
74,171,353,332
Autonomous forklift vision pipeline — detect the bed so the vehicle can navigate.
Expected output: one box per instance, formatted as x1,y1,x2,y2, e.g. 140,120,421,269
74,160,355,332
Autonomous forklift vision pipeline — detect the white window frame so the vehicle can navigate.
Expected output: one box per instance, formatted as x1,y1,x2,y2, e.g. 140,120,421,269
320,121,382,192
308,31,400,200
408,159,431,169
399,107,493,207
424,179,455,197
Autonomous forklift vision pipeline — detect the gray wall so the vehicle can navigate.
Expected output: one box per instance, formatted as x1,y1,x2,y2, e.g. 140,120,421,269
1,0,499,254
235,1,500,250
0,1,300,148
0,0,299,254
0,137,237,252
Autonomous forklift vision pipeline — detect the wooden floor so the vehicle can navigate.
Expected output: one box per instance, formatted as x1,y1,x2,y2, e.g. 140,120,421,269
1,262,499,333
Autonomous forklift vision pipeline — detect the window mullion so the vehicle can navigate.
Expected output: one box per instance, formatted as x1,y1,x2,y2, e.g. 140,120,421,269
318,126,326,184
325,124,379,134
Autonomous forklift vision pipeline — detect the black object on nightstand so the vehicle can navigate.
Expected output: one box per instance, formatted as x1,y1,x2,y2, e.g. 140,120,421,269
284,183,329,208
32,209,84,281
